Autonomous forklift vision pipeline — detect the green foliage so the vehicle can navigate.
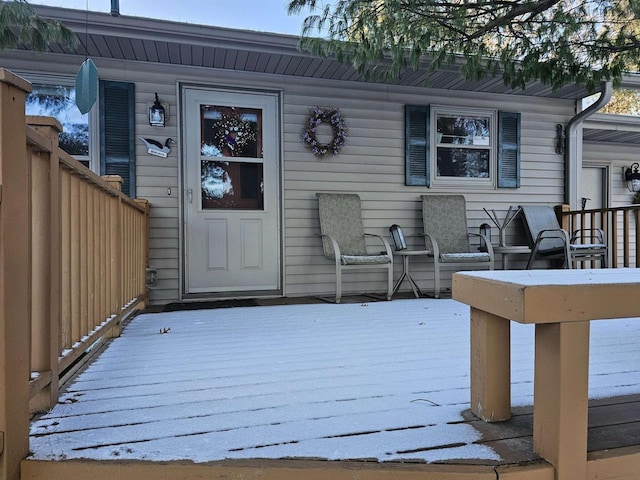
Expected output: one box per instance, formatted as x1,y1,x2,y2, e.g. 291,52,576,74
0,0,76,51
288,0,640,91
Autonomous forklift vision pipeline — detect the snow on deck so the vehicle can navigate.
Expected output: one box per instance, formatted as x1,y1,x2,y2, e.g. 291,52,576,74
29,298,640,463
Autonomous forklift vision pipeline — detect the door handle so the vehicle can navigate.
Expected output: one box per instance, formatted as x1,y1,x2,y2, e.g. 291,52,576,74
188,188,193,204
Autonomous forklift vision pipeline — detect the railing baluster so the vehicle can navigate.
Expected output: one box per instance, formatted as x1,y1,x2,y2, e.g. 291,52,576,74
612,210,619,268
624,211,631,267
559,204,640,269
635,209,640,268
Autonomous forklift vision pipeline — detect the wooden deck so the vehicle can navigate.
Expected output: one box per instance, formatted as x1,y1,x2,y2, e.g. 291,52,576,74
468,395,640,462
24,296,640,480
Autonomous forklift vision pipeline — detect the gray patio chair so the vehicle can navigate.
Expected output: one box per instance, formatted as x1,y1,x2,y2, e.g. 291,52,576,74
316,193,394,303
420,195,494,299
520,205,607,269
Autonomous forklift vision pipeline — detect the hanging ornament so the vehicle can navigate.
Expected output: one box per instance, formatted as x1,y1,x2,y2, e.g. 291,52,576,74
75,58,98,114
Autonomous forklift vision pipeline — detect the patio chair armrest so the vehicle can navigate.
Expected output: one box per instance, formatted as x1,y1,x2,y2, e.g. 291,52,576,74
571,228,605,244
318,233,342,268
364,233,394,258
468,232,495,257
535,228,571,244
416,232,439,257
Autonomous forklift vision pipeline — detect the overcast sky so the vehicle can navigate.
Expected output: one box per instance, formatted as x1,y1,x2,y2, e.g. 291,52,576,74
30,0,314,35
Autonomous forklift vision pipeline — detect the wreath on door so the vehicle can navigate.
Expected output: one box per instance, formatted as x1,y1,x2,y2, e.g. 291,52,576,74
211,110,257,157
302,106,348,157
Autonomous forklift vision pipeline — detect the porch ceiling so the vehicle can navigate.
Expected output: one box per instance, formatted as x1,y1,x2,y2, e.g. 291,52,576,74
584,113,640,145
30,5,595,100
583,128,640,145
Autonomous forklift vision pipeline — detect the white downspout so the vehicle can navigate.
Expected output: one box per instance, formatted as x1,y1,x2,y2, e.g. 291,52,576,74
564,81,613,208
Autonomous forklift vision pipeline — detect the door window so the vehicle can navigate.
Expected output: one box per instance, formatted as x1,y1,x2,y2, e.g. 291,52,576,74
200,105,264,210
201,161,264,209
200,105,262,158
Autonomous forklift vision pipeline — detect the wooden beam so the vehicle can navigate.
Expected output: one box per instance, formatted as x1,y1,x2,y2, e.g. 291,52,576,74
21,458,549,480
534,322,590,480
588,446,640,479
0,68,32,480
470,307,511,422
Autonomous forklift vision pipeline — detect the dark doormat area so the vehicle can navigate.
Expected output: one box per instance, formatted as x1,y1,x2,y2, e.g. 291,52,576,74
145,298,259,313
142,291,428,314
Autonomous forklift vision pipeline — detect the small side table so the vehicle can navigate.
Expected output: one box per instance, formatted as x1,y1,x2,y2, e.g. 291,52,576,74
392,250,431,298
493,245,531,270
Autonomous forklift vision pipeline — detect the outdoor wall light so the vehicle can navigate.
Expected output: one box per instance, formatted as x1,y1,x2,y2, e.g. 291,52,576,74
624,162,640,192
149,93,166,127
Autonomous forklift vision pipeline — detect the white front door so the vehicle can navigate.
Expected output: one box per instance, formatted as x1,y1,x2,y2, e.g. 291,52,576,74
183,87,280,294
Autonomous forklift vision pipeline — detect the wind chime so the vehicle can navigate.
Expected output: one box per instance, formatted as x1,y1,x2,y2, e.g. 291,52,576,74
74,2,120,113
75,1,119,113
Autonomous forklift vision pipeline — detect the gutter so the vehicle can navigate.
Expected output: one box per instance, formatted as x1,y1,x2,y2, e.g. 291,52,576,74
564,80,613,207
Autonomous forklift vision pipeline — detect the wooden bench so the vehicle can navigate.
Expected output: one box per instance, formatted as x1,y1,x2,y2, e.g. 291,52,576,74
453,268,640,480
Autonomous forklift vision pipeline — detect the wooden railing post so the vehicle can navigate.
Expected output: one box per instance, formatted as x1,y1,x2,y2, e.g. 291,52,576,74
25,116,63,413
635,209,640,268
103,175,123,337
0,69,33,480
134,199,151,307
556,204,571,231
611,210,619,268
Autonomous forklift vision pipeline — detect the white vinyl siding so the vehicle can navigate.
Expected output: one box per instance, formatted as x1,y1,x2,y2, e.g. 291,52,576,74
5,52,577,303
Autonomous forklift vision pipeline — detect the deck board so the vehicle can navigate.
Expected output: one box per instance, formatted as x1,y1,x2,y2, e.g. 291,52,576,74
29,298,640,466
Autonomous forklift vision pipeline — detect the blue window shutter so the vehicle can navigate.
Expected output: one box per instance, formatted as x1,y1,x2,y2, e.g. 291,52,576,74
405,105,430,186
497,111,521,188
100,80,135,197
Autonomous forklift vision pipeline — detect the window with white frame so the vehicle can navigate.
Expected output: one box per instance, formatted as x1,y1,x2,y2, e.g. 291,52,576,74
434,108,495,183
25,79,97,170
405,105,520,189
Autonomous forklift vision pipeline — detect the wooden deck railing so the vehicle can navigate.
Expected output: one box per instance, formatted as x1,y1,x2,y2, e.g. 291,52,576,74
27,117,150,413
0,69,150,480
558,204,640,268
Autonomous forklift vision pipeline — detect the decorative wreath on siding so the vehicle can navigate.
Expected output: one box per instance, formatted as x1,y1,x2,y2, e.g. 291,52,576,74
302,106,348,157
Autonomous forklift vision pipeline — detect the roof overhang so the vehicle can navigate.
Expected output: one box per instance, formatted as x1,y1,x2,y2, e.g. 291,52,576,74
25,4,598,100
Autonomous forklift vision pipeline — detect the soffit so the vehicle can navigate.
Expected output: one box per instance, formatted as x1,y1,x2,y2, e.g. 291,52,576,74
31,5,594,100
583,113,640,145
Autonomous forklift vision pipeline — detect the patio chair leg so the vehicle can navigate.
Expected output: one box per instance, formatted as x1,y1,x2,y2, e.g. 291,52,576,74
387,265,393,301
526,244,540,269
335,266,342,304
433,259,441,299
564,243,573,269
